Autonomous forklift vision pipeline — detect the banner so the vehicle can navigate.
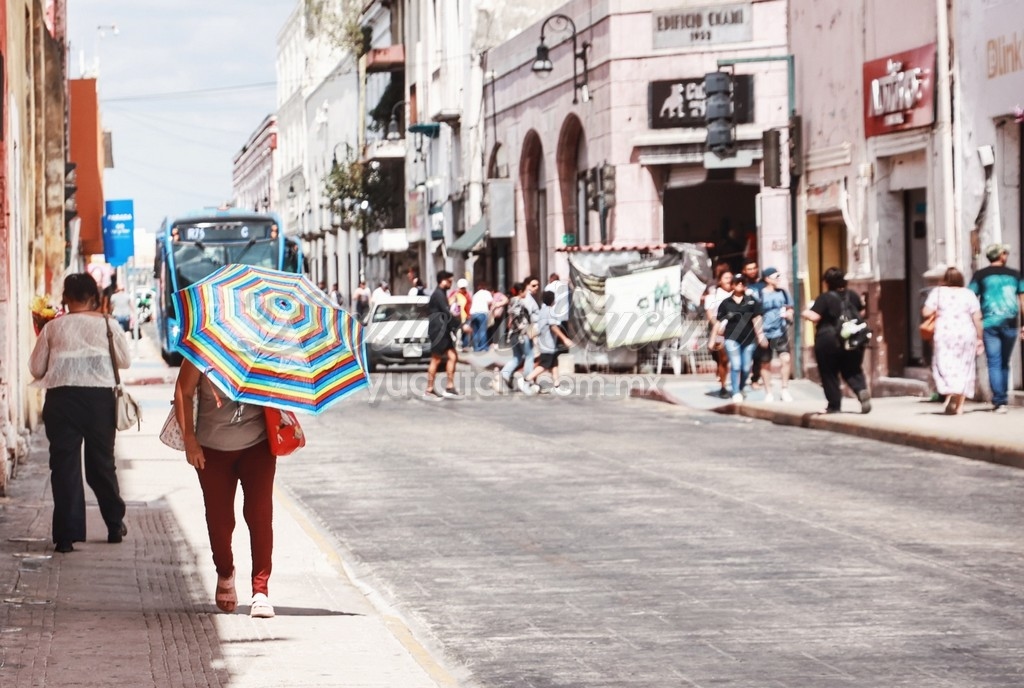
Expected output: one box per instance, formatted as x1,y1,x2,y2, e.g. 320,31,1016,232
102,199,135,267
566,244,711,348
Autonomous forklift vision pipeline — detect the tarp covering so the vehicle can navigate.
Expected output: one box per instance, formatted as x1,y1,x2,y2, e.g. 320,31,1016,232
567,243,711,348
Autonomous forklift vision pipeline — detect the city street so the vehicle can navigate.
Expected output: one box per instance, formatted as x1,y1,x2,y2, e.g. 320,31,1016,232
278,370,1024,688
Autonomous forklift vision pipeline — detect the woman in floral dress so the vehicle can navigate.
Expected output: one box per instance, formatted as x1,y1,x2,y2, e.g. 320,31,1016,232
922,267,983,414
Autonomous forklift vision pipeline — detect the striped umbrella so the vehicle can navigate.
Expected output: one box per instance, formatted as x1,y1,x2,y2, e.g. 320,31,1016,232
172,264,369,414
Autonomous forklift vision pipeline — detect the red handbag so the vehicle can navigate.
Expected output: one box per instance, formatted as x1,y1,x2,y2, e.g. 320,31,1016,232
264,407,305,456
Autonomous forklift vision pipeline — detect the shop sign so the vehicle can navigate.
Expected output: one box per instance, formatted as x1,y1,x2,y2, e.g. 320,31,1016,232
980,2,1024,119
862,43,936,138
649,75,753,129
653,3,752,49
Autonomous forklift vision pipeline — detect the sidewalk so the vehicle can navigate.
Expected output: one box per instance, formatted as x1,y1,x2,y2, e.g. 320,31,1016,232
462,349,1024,470
0,335,455,688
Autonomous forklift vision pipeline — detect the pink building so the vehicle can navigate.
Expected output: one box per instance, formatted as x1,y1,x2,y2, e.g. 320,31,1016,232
482,0,789,286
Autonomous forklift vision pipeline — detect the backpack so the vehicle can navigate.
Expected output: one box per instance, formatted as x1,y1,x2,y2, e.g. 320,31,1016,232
506,296,531,340
836,291,872,351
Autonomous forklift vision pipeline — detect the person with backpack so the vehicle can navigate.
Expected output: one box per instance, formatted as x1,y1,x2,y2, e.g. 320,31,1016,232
757,267,794,401
802,266,872,414
500,277,540,390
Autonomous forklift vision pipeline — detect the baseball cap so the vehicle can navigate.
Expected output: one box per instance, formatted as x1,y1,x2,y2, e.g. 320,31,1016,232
457,278,469,289
985,243,1010,262
762,267,779,279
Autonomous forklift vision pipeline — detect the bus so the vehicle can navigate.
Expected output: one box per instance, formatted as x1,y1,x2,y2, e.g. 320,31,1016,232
154,207,302,364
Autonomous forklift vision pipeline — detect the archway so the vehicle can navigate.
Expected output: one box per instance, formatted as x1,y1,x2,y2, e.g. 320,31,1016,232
520,131,545,278
556,115,588,247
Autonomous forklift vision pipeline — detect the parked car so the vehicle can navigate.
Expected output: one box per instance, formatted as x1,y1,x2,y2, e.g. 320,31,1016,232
364,295,432,371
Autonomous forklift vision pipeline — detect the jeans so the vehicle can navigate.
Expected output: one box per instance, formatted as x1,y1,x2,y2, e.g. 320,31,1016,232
724,339,756,395
982,325,1019,406
501,337,535,380
470,312,489,351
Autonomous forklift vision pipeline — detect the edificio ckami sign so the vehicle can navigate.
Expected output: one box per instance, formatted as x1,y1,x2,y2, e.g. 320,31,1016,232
653,3,752,49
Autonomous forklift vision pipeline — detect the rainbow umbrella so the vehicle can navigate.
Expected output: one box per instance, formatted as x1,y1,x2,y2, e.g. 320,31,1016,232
172,264,369,414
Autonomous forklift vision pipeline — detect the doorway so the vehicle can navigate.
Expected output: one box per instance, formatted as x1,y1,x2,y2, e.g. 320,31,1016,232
904,188,928,365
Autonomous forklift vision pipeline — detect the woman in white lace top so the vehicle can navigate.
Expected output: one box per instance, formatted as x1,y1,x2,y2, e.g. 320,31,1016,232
29,273,132,553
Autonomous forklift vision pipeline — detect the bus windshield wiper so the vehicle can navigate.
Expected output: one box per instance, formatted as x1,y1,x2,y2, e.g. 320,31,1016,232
233,238,258,264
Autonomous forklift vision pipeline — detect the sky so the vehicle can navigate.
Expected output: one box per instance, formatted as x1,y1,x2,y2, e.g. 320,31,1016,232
67,0,295,235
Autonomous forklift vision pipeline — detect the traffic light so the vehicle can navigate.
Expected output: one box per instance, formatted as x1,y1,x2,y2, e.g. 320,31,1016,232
600,163,615,208
585,167,599,212
64,162,78,221
762,129,782,188
703,72,734,156
788,114,803,177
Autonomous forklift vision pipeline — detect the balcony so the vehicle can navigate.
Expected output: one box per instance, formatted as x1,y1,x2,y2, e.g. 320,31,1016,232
365,44,405,73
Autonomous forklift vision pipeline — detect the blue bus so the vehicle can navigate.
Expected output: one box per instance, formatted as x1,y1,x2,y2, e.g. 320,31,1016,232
154,207,302,364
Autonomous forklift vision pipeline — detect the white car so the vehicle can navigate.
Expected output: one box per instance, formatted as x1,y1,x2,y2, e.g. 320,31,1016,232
364,295,433,371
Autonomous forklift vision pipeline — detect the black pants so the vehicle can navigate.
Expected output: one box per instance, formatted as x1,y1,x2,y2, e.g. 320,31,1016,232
43,387,125,544
814,335,867,411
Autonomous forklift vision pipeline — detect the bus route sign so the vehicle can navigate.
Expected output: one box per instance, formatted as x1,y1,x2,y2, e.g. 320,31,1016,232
102,199,135,267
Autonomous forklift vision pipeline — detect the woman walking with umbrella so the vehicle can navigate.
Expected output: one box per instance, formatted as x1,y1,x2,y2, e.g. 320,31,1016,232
174,361,277,618
170,264,372,618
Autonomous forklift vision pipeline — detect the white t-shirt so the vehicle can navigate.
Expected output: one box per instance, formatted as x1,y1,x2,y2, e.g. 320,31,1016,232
470,289,493,315
544,280,570,321
110,291,133,319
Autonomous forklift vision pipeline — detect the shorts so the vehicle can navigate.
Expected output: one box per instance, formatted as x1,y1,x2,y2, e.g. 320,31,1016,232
429,328,456,356
537,352,559,369
758,335,790,361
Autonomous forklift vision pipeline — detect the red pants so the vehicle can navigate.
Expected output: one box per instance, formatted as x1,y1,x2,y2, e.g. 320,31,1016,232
195,440,276,596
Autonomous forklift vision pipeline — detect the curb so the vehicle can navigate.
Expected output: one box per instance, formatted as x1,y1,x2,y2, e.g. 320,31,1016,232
718,403,1024,470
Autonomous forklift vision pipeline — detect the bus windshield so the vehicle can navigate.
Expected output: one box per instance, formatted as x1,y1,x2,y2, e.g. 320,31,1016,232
171,239,279,290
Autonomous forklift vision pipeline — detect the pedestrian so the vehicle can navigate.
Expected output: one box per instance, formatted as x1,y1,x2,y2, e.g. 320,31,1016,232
449,278,472,350
370,281,390,307
757,267,794,402
544,272,571,335
519,290,574,395
408,277,426,296
500,276,541,389
425,271,460,399
704,270,734,398
716,274,767,402
28,272,131,554
488,288,509,348
173,359,278,618
923,267,983,415
801,266,872,414
353,280,371,321
469,281,493,351
739,259,766,388
328,283,342,307
108,285,133,332
968,243,1024,414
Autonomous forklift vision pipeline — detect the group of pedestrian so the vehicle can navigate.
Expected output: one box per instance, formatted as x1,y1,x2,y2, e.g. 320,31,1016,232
923,243,1024,415
703,260,794,403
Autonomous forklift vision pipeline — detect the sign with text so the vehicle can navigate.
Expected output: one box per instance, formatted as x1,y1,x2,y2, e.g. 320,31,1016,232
862,43,936,138
653,3,752,50
102,199,135,267
604,263,683,348
649,75,754,129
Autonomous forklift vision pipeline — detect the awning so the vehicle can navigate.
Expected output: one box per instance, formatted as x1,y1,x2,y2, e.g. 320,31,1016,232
450,218,487,252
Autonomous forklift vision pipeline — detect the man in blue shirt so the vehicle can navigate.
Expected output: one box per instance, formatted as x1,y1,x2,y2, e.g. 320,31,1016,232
756,267,793,401
968,243,1024,413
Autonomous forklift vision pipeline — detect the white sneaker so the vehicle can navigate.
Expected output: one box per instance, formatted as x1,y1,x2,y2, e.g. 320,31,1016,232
518,378,536,395
780,388,793,402
763,392,775,402
250,593,275,618
731,393,743,403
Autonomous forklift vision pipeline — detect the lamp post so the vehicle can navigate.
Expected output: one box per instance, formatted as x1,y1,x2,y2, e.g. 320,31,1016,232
531,14,590,104
386,101,407,141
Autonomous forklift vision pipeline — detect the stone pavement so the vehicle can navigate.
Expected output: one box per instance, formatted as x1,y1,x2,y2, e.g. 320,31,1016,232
463,348,1024,470
0,334,456,688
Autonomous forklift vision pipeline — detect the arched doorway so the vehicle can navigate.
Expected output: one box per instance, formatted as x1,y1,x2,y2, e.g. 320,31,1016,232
556,115,588,248
520,131,545,278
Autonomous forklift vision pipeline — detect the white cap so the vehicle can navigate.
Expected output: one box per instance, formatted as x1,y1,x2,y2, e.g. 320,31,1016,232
457,278,469,289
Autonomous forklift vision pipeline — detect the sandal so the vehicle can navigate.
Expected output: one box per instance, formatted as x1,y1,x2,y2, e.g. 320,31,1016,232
250,592,275,619
215,570,237,613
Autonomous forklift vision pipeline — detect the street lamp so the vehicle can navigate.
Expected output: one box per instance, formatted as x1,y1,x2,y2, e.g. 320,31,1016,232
531,14,590,104
386,101,407,141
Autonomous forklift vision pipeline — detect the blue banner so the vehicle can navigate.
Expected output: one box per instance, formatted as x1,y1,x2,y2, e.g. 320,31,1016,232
102,199,135,267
